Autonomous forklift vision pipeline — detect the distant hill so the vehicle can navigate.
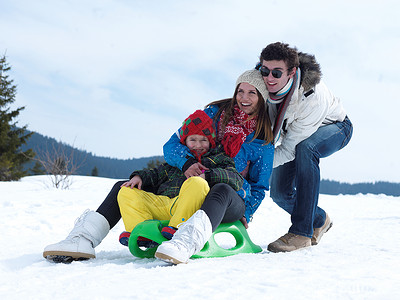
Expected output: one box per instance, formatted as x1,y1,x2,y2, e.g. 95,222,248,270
20,131,400,196
21,131,164,179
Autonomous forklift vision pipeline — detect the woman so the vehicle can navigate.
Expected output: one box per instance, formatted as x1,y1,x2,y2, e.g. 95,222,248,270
155,69,274,264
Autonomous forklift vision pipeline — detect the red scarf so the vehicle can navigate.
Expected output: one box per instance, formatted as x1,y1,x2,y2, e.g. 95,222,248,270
218,105,257,157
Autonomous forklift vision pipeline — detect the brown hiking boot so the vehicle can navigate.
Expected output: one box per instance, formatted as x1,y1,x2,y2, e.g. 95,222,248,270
312,214,333,246
267,233,311,253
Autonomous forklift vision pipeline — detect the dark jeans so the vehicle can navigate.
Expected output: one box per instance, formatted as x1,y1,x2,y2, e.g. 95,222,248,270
270,116,353,238
96,180,126,229
201,183,245,232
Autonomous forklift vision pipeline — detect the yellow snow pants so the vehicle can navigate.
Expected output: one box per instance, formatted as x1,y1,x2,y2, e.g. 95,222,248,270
117,176,210,232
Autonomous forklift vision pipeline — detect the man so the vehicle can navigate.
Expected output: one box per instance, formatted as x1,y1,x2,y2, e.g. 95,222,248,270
257,42,353,252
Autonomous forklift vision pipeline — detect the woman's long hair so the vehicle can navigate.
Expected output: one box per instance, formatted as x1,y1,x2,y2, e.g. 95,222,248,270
206,85,273,144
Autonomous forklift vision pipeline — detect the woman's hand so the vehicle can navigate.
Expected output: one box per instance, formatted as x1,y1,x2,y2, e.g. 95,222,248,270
121,175,142,189
240,216,249,229
240,161,250,178
184,162,209,178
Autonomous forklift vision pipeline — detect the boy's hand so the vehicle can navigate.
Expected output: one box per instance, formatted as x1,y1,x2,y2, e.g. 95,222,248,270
121,175,142,189
184,162,209,178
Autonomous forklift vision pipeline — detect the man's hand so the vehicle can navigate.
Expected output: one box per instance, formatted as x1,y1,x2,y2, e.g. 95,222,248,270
121,175,142,189
184,162,209,178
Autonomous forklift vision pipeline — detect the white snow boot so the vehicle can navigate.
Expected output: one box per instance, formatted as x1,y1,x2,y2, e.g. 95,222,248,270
43,210,110,263
155,210,212,264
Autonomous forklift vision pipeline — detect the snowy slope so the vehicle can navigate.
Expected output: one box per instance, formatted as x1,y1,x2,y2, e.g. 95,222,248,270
1,176,399,299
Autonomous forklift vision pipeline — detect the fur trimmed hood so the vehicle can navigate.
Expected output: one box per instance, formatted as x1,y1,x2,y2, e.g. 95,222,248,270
298,52,322,91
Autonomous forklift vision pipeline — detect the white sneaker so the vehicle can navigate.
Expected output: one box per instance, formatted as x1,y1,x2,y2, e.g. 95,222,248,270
155,210,212,264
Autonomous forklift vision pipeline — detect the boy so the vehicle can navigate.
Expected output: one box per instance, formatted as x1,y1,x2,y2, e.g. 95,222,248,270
117,110,244,247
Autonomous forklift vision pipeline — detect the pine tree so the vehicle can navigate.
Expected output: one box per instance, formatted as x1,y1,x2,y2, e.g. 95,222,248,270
0,54,34,181
91,166,99,176
31,161,45,175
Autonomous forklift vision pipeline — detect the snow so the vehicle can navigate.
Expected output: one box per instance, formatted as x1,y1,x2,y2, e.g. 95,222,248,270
1,175,399,299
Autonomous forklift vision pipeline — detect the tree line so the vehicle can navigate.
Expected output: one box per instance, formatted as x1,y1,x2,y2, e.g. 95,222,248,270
21,132,400,196
21,131,165,179
319,180,400,197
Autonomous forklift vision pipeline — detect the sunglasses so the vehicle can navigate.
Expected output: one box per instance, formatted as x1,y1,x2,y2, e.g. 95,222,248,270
259,66,285,79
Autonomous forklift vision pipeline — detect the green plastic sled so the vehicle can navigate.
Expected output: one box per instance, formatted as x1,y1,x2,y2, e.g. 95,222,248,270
128,220,169,258
128,219,262,259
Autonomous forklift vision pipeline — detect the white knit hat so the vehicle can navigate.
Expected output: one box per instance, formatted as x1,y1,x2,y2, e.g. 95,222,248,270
235,69,268,101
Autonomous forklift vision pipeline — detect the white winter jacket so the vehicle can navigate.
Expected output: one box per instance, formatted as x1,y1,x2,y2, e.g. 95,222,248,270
269,54,347,168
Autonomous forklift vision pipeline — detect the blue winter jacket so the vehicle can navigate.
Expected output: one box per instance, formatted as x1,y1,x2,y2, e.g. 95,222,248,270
163,105,274,223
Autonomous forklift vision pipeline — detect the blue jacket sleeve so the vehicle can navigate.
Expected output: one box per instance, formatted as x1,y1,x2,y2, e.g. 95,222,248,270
163,131,193,170
163,105,220,170
234,136,253,202
241,142,274,223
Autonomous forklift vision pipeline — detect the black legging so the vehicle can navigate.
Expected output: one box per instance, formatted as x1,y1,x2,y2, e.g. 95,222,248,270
200,183,245,232
97,181,245,232
96,180,126,229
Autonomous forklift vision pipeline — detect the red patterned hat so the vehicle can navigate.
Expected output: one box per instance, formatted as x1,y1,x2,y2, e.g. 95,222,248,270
180,110,216,148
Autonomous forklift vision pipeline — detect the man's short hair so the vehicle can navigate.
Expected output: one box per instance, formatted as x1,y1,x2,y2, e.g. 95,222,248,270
260,42,300,70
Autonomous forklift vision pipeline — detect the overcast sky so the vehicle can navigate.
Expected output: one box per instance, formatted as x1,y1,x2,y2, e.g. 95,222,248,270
1,0,399,183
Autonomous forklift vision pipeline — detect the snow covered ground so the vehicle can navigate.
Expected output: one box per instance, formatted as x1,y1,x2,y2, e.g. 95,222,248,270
1,175,399,299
